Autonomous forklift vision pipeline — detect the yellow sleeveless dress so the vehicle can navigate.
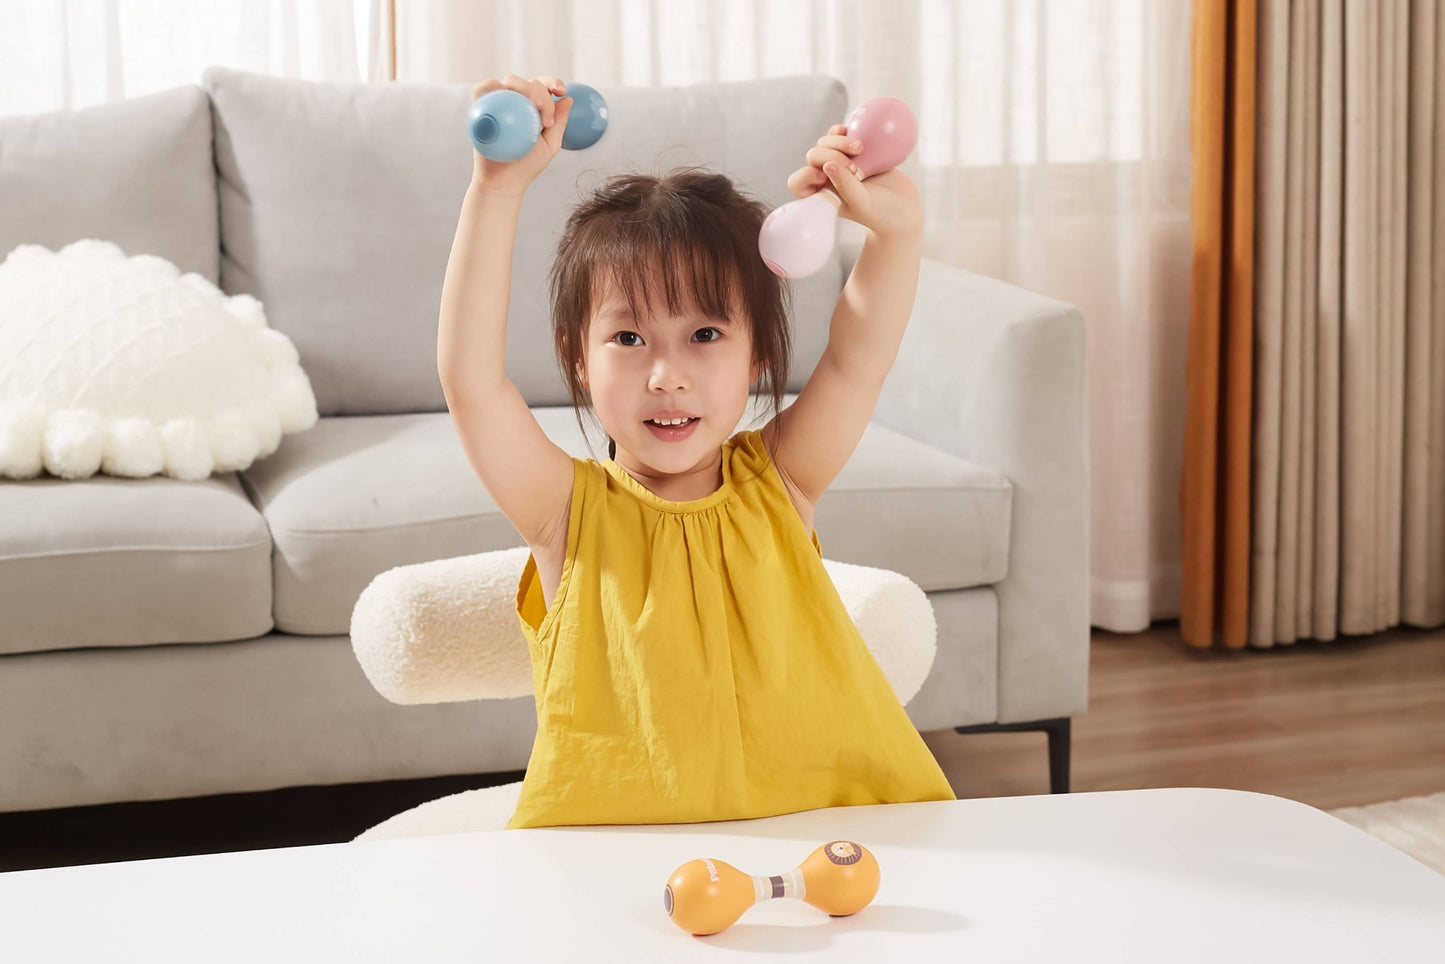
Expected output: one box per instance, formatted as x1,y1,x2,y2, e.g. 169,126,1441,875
506,428,955,830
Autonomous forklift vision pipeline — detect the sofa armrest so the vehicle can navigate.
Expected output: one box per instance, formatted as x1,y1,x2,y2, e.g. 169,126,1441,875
842,239,1090,724
351,547,940,708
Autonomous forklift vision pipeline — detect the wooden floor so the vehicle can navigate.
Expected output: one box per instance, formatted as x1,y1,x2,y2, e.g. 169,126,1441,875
3,621,1443,873
924,621,1445,810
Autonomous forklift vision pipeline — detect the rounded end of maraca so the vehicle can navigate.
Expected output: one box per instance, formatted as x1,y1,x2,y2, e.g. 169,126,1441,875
664,858,752,937
802,840,880,917
757,193,838,279
844,97,918,176
558,82,609,150
467,89,538,161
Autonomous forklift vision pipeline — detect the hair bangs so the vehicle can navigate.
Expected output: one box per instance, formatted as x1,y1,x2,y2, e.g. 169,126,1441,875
589,209,745,330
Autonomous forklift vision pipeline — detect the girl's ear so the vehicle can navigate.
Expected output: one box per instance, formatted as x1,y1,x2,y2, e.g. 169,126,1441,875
576,363,589,389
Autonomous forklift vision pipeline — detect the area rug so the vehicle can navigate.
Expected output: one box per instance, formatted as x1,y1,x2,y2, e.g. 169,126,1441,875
1330,791,1445,876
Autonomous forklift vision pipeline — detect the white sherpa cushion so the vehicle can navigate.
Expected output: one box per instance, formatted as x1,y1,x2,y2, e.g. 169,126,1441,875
0,240,317,480
350,548,937,707
352,550,938,842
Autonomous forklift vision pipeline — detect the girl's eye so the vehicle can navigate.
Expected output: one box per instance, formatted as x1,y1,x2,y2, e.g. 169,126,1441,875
693,328,721,343
615,331,642,346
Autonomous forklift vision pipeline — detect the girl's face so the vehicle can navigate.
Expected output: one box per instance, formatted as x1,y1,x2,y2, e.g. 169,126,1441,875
580,287,761,479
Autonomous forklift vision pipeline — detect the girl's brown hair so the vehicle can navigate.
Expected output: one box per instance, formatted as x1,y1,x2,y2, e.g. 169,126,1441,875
549,166,793,460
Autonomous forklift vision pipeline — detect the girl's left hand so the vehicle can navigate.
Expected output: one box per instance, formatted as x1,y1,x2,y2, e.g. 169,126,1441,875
786,123,923,239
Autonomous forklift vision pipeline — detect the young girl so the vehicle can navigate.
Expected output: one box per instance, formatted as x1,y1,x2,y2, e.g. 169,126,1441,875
438,75,955,830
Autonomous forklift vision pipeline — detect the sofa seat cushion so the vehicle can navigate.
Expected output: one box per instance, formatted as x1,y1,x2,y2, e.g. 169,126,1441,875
240,401,1012,636
0,474,273,655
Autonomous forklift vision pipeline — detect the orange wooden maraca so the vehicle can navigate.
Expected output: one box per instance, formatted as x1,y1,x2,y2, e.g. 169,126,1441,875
664,840,880,936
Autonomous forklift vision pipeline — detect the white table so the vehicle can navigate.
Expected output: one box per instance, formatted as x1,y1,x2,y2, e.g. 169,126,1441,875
4,788,1442,962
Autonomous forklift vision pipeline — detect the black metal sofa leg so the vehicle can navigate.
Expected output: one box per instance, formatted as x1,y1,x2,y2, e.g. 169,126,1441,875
953,717,1072,794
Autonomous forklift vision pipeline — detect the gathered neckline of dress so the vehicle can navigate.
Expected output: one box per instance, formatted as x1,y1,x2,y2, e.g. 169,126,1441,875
602,439,739,514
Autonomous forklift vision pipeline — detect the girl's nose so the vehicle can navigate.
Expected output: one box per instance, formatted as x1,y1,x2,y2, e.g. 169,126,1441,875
648,356,690,392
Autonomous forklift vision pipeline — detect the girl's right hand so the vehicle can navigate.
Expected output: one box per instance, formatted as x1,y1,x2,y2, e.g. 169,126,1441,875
469,74,574,197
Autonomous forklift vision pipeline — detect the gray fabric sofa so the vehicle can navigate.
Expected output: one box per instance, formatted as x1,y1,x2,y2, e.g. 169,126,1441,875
0,68,1089,814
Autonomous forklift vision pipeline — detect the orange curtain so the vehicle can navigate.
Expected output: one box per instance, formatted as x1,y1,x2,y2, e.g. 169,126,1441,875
1182,0,1257,649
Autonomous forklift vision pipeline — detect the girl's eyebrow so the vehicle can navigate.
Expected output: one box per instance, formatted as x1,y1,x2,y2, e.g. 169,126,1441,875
598,304,733,327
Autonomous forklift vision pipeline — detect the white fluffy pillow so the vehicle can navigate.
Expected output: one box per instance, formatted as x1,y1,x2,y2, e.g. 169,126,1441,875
0,240,317,481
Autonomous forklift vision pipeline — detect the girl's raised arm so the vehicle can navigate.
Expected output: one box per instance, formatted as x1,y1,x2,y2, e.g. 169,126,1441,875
438,75,576,547
763,131,926,504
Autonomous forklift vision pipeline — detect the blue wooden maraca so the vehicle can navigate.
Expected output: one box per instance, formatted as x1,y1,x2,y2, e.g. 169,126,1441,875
468,82,608,162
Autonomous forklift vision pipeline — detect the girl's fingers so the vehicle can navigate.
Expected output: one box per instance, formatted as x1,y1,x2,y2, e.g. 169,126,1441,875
786,165,829,197
535,76,567,126
527,79,556,127
472,78,503,100
831,124,847,135
815,133,863,155
500,74,551,126
475,74,567,124
540,96,573,149
806,146,858,173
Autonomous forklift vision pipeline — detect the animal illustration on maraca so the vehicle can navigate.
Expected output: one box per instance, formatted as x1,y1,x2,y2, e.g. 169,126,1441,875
758,96,919,279
664,840,881,936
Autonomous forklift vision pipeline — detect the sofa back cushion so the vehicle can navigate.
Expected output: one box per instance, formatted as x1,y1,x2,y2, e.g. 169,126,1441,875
203,67,847,416
0,86,218,283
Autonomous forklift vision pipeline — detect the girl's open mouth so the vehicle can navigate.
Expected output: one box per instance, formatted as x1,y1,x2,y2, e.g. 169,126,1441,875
645,417,700,441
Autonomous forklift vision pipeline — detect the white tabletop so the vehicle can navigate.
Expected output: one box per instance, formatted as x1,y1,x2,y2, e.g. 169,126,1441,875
4,787,1442,962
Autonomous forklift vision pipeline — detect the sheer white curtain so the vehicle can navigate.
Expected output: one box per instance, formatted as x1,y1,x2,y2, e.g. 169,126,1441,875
395,0,1195,632
1,0,1193,633
0,0,380,115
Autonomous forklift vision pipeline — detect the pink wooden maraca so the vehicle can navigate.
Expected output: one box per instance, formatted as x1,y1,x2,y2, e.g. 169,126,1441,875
758,97,918,278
